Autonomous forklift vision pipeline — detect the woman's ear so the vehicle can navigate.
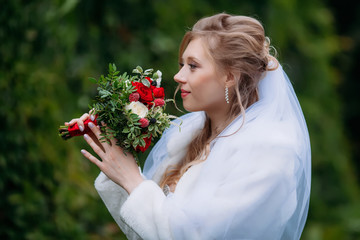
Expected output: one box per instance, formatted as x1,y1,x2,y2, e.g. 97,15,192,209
226,71,239,87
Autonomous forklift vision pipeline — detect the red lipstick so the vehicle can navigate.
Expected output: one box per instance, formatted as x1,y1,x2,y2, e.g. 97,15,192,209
181,89,190,98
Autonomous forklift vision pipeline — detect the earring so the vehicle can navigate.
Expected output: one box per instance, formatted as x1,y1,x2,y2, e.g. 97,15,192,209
225,86,230,104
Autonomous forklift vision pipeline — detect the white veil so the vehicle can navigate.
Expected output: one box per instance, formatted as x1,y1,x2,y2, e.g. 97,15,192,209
141,63,311,239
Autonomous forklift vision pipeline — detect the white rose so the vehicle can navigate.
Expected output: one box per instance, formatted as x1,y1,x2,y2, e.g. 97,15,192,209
125,101,148,118
156,70,162,87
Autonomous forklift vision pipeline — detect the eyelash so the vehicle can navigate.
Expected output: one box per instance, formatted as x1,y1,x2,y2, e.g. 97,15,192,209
189,64,197,70
178,62,197,70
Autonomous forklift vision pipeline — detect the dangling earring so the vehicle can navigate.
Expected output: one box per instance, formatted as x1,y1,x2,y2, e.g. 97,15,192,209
225,86,230,104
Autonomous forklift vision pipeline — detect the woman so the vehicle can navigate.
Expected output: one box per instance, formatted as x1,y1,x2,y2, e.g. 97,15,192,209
66,13,311,239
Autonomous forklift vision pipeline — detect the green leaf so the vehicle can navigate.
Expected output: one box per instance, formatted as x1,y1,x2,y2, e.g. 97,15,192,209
99,89,111,98
144,68,153,75
89,77,97,83
141,78,150,87
140,138,145,147
136,66,143,73
132,68,140,74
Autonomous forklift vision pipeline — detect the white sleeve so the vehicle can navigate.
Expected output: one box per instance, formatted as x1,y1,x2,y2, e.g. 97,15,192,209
94,172,142,240
95,174,171,240
120,180,171,240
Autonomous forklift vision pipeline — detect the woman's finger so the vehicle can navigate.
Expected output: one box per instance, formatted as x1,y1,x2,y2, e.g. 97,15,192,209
66,112,90,128
80,113,89,121
89,108,96,121
89,123,113,151
101,121,117,146
80,149,103,168
88,131,106,152
88,122,103,140
74,113,90,132
76,119,85,132
66,118,79,126
84,133,105,158
109,135,117,146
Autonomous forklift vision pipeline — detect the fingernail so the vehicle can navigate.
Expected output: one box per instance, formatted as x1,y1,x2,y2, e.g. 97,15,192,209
81,149,86,155
84,134,89,140
90,115,95,121
88,122,94,128
79,125,84,132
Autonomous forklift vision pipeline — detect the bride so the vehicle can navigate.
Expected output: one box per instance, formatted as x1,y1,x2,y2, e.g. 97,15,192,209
66,13,311,240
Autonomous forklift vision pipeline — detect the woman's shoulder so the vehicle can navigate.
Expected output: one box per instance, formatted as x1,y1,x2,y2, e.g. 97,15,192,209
215,118,306,174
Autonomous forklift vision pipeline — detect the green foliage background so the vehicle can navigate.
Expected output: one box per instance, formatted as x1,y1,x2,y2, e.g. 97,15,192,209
1,0,359,239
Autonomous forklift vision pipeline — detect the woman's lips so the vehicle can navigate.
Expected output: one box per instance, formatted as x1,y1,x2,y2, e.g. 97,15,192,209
181,89,190,98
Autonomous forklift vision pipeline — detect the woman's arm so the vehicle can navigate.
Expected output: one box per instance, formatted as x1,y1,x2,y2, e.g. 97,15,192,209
95,172,143,240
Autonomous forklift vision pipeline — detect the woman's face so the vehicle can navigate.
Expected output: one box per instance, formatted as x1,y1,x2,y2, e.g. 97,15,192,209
174,38,228,113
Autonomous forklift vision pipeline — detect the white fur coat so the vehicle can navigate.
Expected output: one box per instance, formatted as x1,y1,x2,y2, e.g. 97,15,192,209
95,65,311,240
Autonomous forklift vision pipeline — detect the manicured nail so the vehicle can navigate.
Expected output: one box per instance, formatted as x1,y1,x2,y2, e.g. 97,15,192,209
90,115,95,121
84,134,89,140
81,149,86,155
79,125,84,132
88,122,94,128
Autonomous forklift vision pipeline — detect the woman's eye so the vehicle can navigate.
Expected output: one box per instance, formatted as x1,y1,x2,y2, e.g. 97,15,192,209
179,63,184,68
189,64,197,70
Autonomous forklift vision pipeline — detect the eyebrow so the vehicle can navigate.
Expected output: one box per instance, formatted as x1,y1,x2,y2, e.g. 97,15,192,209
180,56,201,63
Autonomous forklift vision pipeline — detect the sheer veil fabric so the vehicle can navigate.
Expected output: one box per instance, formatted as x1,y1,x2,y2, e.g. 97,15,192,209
96,64,311,239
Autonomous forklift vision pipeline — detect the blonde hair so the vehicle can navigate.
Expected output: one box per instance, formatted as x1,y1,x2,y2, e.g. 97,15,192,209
160,13,278,190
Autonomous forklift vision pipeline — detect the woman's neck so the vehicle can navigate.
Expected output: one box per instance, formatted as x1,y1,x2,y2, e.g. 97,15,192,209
206,108,235,139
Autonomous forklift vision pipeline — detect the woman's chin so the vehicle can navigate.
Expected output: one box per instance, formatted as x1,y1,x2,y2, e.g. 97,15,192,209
182,104,200,113
182,102,192,112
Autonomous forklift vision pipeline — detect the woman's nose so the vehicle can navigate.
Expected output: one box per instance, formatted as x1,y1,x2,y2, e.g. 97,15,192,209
174,69,186,84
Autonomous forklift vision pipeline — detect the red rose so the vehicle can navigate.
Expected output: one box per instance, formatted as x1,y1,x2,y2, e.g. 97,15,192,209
153,87,165,99
132,81,153,103
135,135,152,152
154,98,165,107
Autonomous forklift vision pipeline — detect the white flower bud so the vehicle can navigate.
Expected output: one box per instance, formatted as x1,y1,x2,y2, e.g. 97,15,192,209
156,70,162,87
156,70,162,78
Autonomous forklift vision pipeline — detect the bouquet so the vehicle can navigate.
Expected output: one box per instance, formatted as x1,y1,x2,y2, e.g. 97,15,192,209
59,64,178,161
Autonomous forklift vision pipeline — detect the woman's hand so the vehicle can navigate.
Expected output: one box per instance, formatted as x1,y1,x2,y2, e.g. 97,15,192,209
80,122,144,194
64,112,94,131
65,112,104,151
